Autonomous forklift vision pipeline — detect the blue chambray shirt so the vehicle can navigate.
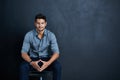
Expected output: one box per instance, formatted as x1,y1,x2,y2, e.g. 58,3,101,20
21,29,60,58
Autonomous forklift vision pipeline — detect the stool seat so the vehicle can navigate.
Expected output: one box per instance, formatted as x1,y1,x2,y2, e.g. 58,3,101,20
29,70,53,80
29,70,52,77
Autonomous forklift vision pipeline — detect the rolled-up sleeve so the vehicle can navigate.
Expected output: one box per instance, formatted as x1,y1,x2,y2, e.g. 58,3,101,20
50,33,60,54
21,33,30,53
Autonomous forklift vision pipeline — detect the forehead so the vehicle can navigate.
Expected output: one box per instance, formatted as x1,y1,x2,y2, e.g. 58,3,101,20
35,19,46,22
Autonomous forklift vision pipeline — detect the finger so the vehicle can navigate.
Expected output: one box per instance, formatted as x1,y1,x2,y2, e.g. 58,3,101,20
39,66,44,72
37,67,41,71
38,59,41,62
40,60,45,63
40,67,45,72
40,65,47,72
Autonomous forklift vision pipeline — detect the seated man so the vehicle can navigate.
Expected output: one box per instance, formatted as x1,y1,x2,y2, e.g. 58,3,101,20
19,13,61,80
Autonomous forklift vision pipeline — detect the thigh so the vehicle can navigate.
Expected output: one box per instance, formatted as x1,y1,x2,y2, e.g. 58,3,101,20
45,60,62,71
20,61,30,70
20,61,35,71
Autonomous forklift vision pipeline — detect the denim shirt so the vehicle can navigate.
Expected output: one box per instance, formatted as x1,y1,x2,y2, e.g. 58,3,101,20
21,29,60,58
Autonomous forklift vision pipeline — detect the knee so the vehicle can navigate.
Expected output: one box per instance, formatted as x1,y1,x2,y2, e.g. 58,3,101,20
53,61,62,71
20,61,29,71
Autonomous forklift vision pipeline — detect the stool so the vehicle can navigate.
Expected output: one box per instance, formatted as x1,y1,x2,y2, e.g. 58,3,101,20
29,70,53,80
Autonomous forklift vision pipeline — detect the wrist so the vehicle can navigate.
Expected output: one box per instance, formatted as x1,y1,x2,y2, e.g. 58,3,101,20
29,60,33,64
47,61,52,65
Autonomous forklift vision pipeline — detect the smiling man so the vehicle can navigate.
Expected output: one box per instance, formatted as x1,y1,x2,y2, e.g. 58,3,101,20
19,13,61,80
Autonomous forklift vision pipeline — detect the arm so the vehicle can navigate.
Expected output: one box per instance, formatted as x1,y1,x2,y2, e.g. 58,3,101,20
21,33,41,71
39,33,60,72
39,53,59,72
48,52,59,65
21,52,41,71
21,52,32,63
49,33,60,64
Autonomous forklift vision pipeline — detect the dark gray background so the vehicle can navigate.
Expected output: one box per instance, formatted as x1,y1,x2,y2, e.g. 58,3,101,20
0,0,120,80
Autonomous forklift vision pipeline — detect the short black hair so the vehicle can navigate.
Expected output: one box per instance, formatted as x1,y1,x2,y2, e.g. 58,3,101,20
35,13,47,22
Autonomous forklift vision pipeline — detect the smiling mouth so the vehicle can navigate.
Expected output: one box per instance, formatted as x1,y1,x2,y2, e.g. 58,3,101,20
38,27,43,28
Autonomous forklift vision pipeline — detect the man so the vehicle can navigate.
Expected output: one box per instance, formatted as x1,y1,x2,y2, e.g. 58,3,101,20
19,13,61,80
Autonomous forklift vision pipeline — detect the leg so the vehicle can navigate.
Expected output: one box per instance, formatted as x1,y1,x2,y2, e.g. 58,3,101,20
38,58,62,80
19,61,30,80
48,60,62,80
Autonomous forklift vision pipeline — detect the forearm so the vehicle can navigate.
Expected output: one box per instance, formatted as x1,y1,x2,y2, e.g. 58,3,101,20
48,53,59,64
21,52,32,63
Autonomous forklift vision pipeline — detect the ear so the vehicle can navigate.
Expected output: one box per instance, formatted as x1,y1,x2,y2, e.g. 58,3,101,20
34,21,36,26
46,22,47,26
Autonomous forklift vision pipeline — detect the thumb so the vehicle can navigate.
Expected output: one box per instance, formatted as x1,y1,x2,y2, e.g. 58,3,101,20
38,59,41,62
40,60,45,63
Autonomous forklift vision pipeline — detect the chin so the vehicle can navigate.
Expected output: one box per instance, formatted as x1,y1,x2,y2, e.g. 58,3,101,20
39,29,44,31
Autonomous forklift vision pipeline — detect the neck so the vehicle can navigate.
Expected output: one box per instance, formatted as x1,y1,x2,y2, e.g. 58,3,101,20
37,29,44,35
36,29,45,39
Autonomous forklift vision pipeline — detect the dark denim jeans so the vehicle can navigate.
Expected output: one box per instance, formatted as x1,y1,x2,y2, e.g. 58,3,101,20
19,57,61,80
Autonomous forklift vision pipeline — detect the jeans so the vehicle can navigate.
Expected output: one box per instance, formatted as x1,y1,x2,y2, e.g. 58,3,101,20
19,57,61,80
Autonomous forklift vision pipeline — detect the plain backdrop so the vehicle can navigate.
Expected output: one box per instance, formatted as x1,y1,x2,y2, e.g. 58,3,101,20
0,0,120,80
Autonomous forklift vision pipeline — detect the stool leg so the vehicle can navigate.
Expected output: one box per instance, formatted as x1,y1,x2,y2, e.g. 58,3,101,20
40,76,42,80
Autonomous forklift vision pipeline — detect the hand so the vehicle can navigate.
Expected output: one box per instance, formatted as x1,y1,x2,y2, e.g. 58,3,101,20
39,60,51,72
30,60,41,71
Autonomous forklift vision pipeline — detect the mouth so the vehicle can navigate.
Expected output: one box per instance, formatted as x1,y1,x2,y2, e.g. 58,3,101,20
38,27,44,31
38,27,43,29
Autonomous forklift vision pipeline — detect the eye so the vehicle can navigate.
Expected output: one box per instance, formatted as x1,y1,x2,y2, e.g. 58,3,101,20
41,22,44,24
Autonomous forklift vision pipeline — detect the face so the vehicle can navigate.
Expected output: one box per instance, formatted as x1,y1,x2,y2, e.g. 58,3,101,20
34,19,47,32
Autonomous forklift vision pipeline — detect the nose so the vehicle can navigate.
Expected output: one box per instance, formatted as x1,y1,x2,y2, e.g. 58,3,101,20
38,24,42,27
